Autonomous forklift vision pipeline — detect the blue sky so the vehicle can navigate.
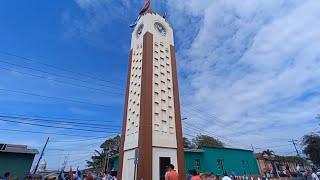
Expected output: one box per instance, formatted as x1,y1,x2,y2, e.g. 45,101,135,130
0,0,320,170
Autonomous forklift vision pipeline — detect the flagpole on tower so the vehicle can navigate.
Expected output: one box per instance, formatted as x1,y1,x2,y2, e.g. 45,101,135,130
130,0,152,28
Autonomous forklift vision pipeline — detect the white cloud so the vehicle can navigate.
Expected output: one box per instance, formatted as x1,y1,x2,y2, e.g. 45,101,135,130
168,0,320,153
63,0,320,155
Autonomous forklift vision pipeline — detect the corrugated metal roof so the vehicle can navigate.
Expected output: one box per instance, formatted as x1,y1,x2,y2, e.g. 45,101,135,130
183,148,205,153
0,143,38,154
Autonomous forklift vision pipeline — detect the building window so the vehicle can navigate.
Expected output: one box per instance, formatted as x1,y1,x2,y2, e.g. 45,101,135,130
195,159,200,171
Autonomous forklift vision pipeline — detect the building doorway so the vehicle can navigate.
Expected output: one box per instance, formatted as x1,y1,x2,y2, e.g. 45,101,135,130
159,157,171,180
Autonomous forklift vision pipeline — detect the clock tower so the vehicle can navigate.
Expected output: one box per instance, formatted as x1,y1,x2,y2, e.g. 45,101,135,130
118,9,186,180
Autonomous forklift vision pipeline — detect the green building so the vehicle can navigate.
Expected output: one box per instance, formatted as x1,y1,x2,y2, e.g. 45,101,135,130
184,147,260,176
112,147,260,176
0,144,38,179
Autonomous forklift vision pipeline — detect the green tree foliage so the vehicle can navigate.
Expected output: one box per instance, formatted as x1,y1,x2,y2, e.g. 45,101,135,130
87,135,121,171
262,149,275,157
191,135,224,148
86,150,106,170
302,133,320,166
183,137,196,149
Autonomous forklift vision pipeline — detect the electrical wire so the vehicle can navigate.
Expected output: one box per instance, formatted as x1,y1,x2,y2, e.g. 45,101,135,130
0,114,121,129
0,65,123,95
0,128,109,137
0,50,124,88
0,88,112,108
0,118,120,133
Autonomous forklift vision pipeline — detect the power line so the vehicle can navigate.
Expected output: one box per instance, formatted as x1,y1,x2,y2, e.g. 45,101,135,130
0,65,123,95
288,139,301,158
0,50,124,88
0,114,121,129
0,118,120,133
50,136,109,143
0,112,120,124
183,123,248,149
0,128,108,137
0,88,113,108
183,120,293,151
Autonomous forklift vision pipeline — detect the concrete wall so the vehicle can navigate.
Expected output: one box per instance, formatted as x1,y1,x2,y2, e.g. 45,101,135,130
185,147,260,176
0,152,36,179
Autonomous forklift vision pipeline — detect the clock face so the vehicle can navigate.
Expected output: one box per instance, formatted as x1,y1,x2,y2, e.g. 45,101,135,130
136,24,144,38
154,22,167,36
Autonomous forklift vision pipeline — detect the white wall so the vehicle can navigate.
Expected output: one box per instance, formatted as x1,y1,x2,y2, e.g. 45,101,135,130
122,149,136,180
152,147,178,180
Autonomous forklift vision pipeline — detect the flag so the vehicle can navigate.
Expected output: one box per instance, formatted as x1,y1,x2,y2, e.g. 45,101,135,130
139,0,151,15
75,167,81,180
68,166,73,179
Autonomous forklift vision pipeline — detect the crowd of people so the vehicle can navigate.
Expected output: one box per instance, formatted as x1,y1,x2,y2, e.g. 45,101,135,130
163,165,320,180
1,166,319,180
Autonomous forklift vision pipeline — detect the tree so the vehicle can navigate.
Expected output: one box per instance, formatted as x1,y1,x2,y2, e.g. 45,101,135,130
262,149,275,157
87,135,121,171
86,149,106,170
183,137,196,148
302,133,320,166
192,135,224,148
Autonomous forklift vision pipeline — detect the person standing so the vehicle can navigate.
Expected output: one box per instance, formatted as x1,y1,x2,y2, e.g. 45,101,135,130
312,168,319,180
222,172,232,180
2,172,10,180
165,164,179,180
231,169,236,180
190,169,201,180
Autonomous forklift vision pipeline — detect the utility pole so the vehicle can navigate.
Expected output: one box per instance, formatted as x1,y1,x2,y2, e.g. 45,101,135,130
288,139,301,158
33,137,50,174
104,148,111,172
251,144,255,152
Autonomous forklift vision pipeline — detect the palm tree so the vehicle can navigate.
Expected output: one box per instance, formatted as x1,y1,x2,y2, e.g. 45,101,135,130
86,149,106,170
262,149,275,157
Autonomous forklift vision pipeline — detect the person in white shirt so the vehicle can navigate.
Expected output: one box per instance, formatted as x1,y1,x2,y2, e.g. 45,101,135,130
312,168,319,180
222,172,232,180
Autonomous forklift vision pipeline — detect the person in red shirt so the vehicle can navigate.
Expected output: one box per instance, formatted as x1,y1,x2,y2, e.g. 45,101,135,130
165,164,179,180
191,169,201,180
